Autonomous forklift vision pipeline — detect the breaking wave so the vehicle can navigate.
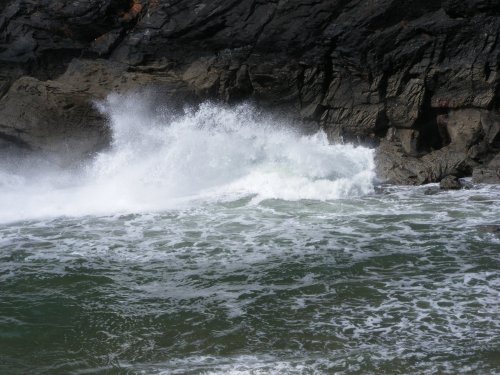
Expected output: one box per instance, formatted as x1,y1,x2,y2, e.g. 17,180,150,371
0,95,374,222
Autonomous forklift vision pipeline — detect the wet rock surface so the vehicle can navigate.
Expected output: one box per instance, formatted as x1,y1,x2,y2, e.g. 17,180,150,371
0,0,499,182
439,175,462,190
0,76,109,161
473,153,500,183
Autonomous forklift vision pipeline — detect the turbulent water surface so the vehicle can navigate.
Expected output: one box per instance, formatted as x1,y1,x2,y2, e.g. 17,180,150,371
0,99,499,374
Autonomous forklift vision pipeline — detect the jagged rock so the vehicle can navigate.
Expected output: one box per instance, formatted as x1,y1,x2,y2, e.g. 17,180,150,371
0,0,499,183
441,110,483,148
0,76,109,163
386,78,426,129
0,57,200,164
395,128,420,156
375,138,475,185
88,29,123,57
473,153,500,183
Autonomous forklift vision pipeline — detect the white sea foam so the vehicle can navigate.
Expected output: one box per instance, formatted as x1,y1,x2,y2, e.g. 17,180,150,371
0,95,374,222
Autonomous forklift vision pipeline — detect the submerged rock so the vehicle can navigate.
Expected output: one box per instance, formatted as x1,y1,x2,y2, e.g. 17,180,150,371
0,0,499,182
477,224,500,238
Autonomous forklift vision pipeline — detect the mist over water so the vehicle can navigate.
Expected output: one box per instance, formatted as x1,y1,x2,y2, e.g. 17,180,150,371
1,95,499,374
0,95,374,223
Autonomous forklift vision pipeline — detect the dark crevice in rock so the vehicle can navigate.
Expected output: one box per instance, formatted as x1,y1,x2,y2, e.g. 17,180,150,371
444,0,500,18
323,53,334,100
415,87,451,154
244,0,259,22
374,110,389,140
378,72,389,103
30,48,82,80
491,129,500,149
417,109,451,153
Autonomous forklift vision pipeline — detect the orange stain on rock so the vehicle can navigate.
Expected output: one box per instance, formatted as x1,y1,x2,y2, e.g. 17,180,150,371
121,0,143,22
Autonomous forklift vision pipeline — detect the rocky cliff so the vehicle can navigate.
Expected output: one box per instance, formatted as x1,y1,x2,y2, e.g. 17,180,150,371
1,0,499,183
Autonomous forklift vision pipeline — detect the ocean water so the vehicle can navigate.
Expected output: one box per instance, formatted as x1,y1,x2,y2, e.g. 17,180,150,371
0,98,499,374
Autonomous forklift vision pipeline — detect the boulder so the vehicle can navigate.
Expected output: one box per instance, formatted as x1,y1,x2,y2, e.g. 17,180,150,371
0,76,109,164
473,153,500,183
439,175,462,190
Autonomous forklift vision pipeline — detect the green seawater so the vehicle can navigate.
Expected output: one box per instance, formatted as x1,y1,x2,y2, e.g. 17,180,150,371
1,185,499,374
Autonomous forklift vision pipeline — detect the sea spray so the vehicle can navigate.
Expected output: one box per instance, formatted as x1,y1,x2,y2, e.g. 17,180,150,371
0,95,375,222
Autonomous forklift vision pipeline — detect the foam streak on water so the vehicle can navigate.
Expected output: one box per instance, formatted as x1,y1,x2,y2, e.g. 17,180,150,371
0,96,499,374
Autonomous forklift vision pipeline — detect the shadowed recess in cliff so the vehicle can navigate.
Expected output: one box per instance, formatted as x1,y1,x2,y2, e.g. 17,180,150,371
0,96,375,222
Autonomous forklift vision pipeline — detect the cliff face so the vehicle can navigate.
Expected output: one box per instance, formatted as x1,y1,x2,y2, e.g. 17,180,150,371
1,0,499,183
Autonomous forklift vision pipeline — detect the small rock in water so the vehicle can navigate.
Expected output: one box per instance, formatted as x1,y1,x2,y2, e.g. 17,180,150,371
424,187,440,195
440,175,462,190
460,179,473,189
373,184,391,195
477,225,500,238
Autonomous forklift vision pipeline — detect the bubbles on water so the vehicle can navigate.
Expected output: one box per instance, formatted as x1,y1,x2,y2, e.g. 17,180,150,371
0,177,499,374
